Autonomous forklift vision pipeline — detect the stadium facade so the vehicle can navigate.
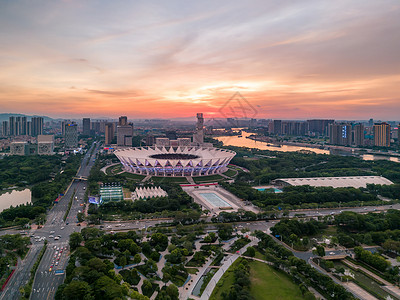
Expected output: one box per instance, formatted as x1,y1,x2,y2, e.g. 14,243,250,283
114,145,235,177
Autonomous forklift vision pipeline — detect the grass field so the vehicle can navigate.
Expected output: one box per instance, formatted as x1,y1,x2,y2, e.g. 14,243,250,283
193,174,224,183
223,169,237,177
210,259,304,300
249,261,304,300
150,176,188,184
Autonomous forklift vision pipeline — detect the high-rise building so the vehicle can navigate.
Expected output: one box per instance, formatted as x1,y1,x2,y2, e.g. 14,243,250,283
82,118,91,136
307,119,334,136
65,122,78,149
273,120,282,135
1,121,8,136
31,117,43,137
353,124,365,146
117,116,133,146
328,123,352,146
193,113,204,144
373,122,390,147
20,116,27,135
105,123,115,145
119,116,128,126
9,116,16,136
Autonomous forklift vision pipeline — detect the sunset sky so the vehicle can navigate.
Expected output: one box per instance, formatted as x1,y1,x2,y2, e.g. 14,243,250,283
1,0,399,120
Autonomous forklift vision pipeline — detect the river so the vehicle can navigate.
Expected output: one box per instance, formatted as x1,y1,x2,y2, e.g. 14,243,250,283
215,131,400,162
215,131,329,154
0,189,32,212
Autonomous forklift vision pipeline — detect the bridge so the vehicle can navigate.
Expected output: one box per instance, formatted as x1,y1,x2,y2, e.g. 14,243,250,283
73,176,88,181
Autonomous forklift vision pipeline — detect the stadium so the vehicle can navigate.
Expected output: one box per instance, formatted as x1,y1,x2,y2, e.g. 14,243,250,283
114,146,236,177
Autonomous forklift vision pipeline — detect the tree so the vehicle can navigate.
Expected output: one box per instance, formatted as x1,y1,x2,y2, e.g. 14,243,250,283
245,246,256,257
69,232,83,250
166,284,179,299
62,280,92,300
133,253,141,264
316,245,325,257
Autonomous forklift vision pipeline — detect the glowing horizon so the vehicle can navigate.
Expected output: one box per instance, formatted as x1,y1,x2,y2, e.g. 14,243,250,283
1,1,399,120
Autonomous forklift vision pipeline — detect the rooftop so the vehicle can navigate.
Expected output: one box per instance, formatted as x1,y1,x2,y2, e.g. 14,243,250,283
274,176,393,188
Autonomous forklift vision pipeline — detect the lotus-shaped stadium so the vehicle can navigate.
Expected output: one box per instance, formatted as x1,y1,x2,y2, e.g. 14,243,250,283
114,146,236,177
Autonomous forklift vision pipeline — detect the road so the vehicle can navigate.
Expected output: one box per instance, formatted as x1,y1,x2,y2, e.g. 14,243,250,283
0,142,100,300
30,142,100,300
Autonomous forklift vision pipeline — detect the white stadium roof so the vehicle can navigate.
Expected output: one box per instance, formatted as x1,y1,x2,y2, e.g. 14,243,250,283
275,176,393,188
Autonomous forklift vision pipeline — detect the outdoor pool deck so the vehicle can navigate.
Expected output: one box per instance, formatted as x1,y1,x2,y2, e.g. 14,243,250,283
181,184,260,215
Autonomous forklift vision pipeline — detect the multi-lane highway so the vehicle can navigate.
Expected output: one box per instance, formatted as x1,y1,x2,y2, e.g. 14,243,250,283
30,142,100,300
0,142,100,300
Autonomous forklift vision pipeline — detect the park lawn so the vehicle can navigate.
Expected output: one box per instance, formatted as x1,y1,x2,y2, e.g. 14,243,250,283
249,261,304,300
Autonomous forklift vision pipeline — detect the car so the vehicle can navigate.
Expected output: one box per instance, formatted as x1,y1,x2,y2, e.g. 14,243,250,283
55,262,59,266
364,207,367,210
49,268,52,272
66,222,69,225
49,235,54,238
329,252,335,255
80,203,84,206
50,231,55,234
54,246,57,249
54,236,59,240
61,227,65,230
54,254,57,258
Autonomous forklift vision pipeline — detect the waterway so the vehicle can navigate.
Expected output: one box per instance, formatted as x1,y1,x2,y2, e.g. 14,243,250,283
215,131,329,154
215,131,400,162
362,154,400,163
0,189,32,212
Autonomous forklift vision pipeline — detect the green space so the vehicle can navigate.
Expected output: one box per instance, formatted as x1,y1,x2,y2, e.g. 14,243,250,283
248,261,304,300
106,164,122,175
210,258,242,300
0,155,61,189
122,172,146,181
193,174,224,183
0,234,31,288
223,169,237,178
0,154,81,228
150,176,188,184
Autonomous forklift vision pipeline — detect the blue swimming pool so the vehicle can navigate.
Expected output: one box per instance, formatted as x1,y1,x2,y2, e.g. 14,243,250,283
199,192,232,207
255,187,282,193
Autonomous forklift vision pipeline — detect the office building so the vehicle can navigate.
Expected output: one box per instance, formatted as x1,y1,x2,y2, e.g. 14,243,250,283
31,117,43,137
145,135,155,146
105,123,115,145
10,142,28,155
119,116,128,126
373,122,391,147
82,118,91,136
65,122,78,149
37,135,54,155
117,116,133,146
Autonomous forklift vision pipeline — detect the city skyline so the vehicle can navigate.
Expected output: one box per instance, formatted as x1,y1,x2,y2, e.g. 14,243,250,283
1,1,400,119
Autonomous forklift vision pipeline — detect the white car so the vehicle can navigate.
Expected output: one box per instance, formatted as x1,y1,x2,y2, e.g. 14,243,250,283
329,252,335,255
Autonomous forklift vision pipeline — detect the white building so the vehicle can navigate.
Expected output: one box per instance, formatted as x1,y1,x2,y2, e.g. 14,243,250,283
132,186,168,200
